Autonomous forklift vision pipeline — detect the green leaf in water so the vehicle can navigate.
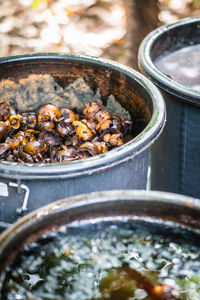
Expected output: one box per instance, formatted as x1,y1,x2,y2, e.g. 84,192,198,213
176,275,200,300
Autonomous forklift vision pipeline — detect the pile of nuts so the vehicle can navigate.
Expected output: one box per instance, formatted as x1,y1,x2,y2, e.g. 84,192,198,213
0,101,132,164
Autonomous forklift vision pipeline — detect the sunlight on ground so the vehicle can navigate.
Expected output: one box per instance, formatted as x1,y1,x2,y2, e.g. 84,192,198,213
0,0,199,61
0,0,126,58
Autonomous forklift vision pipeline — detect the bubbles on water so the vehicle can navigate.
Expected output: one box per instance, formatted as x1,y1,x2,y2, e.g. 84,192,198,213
1,220,200,299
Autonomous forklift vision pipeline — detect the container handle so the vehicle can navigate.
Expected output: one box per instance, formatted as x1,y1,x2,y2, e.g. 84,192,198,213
9,182,30,216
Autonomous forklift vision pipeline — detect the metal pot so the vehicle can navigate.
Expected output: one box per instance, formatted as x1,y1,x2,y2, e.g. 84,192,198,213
0,189,200,298
0,54,165,225
138,17,200,198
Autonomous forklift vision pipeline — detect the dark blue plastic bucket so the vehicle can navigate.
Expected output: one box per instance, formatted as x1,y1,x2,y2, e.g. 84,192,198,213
139,17,200,199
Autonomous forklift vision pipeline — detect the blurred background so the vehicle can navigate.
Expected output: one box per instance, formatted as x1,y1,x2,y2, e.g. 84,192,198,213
0,0,200,70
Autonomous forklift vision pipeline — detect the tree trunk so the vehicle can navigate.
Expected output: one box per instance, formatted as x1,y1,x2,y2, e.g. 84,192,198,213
126,0,159,70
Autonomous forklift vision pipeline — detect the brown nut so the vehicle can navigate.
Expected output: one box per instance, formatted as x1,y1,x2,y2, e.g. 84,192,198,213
78,141,108,157
83,102,101,120
112,115,122,131
121,119,132,135
32,152,44,163
9,114,22,130
18,151,34,163
79,142,98,156
0,122,9,142
7,137,21,149
0,143,10,156
56,145,79,162
22,129,39,145
38,121,55,131
21,112,37,130
103,133,124,147
64,135,81,148
5,131,26,149
96,119,112,133
94,141,108,154
39,130,60,146
0,101,13,121
24,140,48,156
95,110,111,124
73,121,93,141
56,120,75,138
37,104,61,122
60,108,76,123
82,119,97,135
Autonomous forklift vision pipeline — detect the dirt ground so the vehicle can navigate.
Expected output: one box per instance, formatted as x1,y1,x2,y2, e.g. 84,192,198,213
0,0,199,67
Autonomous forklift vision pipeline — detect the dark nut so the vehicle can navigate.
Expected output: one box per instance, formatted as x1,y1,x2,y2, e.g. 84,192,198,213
79,142,98,156
24,140,48,156
39,130,60,146
60,108,76,123
83,102,101,120
18,151,34,163
103,133,124,147
0,143,10,157
95,110,111,123
0,101,12,121
0,121,9,142
56,121,75,137
55,145,79,162
64,135,81,147
21,112,37,130
112,115,122,131
38,121,55,131
94,141,108,154
96,119,112,133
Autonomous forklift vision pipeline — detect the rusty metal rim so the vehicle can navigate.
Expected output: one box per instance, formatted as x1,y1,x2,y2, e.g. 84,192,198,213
1,189,200,247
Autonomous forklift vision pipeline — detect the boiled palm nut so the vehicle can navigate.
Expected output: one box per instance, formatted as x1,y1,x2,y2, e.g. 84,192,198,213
37,104,61,123
9,114,22,130
24,140,48,156
18,151,34,163
60,108,77,123
96,119,113,133
0,143,10,157
39,130,60,146
83,102,101,120
56,145,79,162
103,133,124,147
0,101,15,121
95,109,111,124
37,121,55,131
81,119,96,135
0,122,9,142
64,135,81,148
56,120,75,138
93,141,108,154
21,113,37,130
79,142,99,156
111,115,122,131
73,121,93,141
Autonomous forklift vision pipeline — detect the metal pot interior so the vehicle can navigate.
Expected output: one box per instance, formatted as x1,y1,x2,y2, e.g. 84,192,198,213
1,191,200,299
0,190,200,273
0,54,152,139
